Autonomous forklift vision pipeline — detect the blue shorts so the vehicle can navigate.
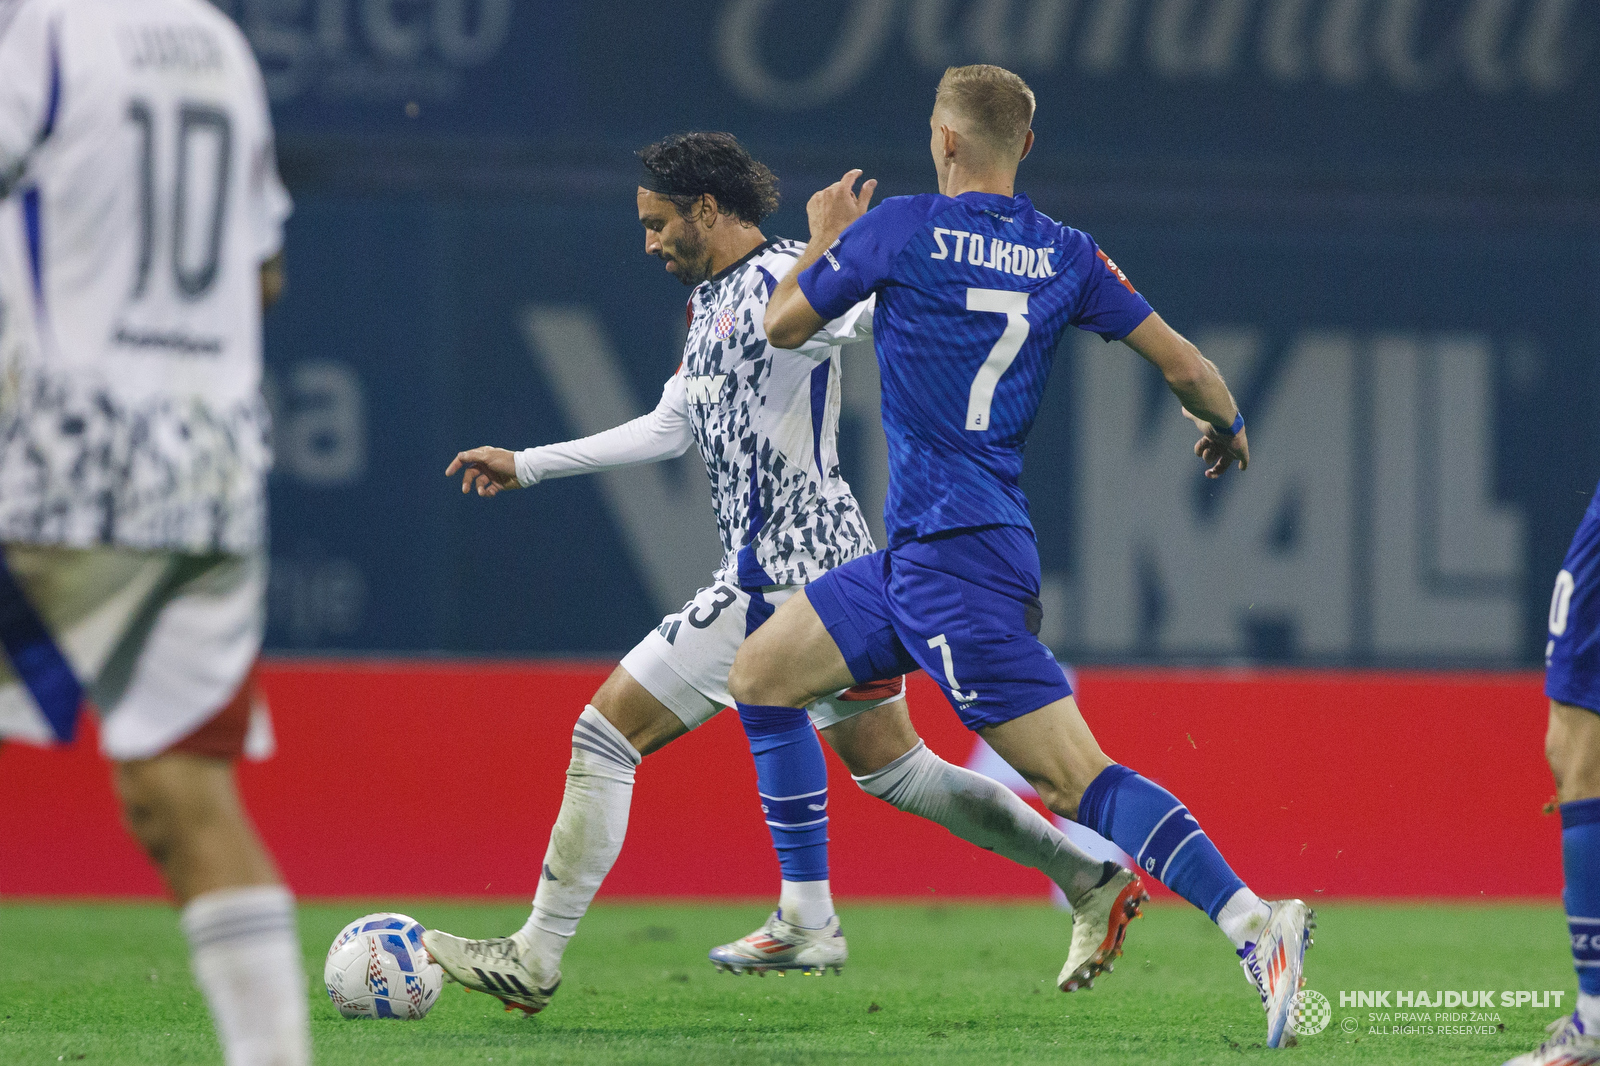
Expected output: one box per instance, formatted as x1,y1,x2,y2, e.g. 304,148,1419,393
1549,484,1600,714
806,524,1073,731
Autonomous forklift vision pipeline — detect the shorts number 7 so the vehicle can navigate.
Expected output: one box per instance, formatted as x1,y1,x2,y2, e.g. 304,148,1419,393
965,288,1030,431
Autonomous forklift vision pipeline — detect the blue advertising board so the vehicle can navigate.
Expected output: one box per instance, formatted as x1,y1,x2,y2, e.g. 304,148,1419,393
260,187,1600,665
220,0,1597,183
236,0,1599,663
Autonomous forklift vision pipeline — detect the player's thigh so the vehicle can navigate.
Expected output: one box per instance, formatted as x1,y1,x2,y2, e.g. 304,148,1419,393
1547,699,1600,803
979,695,1112,820
728,587,856,708
732,552,914,708
608,579,768,755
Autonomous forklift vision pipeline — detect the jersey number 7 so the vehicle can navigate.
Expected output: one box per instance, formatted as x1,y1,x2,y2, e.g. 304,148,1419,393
965,288,1030,431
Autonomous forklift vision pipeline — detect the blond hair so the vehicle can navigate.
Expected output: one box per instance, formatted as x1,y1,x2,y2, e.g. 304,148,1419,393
934,64,1036,159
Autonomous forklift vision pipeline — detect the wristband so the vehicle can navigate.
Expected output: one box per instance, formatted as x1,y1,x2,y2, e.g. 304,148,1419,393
1218,411,1244,437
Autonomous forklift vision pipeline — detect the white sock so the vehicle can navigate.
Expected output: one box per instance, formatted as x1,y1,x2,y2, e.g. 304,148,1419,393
854,742,1108,905
1216,886,1273,950
779,878,835,929
180,885,309,1066
517,706,640,975
1579,992,1600,1032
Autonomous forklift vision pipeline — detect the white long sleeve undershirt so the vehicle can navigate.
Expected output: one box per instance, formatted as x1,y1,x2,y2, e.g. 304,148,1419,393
513,295,872,488
514,373,694,487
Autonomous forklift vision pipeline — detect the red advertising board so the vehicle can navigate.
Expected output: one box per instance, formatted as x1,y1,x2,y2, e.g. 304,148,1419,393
0,663,1558,901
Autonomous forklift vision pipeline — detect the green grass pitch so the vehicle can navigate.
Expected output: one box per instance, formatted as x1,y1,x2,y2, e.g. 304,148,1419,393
0,899,1572,1064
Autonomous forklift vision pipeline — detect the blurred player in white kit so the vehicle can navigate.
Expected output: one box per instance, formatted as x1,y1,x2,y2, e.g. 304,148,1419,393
0,2,307,1064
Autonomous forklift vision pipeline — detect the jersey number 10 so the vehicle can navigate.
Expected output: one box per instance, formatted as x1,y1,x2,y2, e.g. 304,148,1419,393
126,98,232,302
965,288,1030,432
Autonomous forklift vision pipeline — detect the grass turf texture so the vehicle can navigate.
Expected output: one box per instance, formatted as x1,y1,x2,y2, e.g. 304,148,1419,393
0,900,1569,1065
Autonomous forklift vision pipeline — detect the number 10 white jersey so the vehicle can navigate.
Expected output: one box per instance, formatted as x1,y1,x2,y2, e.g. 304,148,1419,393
0,0,289,553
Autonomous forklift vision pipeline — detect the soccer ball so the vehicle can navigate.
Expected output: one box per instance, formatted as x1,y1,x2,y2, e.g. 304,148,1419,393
323,912,443,1019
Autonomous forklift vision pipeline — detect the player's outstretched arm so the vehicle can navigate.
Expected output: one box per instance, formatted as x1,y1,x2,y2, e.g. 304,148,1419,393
766,170,877,349
1121,312,1249,479
447,447,520,497
447,375,696,498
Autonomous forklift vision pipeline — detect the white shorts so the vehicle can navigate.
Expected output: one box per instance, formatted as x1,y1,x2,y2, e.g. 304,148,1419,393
620,579,904,731
0,545,271,762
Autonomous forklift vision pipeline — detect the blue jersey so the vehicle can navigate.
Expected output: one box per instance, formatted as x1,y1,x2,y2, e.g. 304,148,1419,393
798,191,1153,546
1548,477,1600,713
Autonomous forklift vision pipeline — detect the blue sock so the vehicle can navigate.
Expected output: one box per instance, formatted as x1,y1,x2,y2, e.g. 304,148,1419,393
1078,763,1245,921
735,701,829,884
1563,799,1600,997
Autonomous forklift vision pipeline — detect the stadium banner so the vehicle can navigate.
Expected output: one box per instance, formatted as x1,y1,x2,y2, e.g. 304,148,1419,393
0,663,1556,900
212,0,1596,182
259,194,1595,667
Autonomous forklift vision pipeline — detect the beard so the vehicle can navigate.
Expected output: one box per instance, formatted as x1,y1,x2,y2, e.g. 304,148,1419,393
663,225,711,286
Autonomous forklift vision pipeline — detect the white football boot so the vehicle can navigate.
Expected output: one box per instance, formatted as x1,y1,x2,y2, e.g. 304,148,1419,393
1059,863,1148,992
1238,899,1316,1048
421,929,560,1015
708,912,847,975
1503,1013,1600,1066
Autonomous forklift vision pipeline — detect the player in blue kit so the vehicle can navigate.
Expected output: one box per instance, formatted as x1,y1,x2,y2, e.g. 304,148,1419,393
728,64,1313,1047
1509,480,1600,1065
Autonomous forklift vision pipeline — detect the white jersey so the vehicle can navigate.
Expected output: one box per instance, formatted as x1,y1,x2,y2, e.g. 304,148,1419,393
0,0,289,553
517,239,877,589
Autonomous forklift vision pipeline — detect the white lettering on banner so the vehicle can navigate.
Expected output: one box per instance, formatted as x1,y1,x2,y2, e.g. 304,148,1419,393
269,553,368,643
265,361,368,486
519,306,721,617
1077,329,1356,658
219,0,515,102
716,0,1587,107
1073,328,1525,661
908,0,1075,69
717,0,896,110
1368,335,1524,656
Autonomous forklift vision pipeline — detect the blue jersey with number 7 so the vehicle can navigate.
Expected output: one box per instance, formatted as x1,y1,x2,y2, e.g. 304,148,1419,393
797,191,1153,548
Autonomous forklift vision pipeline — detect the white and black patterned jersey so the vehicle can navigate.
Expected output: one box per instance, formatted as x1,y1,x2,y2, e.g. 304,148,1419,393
518,238,877,589
681,239,875,588
0,0,289,553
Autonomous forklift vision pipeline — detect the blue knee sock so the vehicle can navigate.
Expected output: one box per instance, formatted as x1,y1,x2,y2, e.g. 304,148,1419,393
1563,799,1600,996
1078,764,1245,920
735,702,829,884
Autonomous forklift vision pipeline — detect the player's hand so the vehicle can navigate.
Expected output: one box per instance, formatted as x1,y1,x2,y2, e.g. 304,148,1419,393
446,447,521,497
1181,409,1249,479
806,169,877,246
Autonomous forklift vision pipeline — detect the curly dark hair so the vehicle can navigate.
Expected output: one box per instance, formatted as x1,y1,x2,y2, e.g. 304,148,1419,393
637,132,780,226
